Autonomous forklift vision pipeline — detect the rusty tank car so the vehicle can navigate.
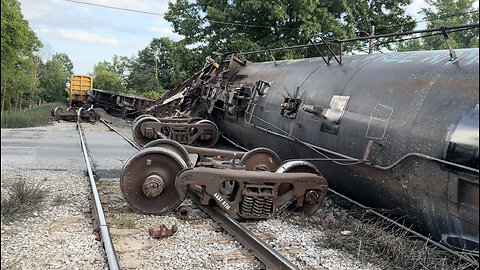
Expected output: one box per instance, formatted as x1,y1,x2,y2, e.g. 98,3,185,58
134,48,479,252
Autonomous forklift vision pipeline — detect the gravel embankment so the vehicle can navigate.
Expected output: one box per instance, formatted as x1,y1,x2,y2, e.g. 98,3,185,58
1,169,107,270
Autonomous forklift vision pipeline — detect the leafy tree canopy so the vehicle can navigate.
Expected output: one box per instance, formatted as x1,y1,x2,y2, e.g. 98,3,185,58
92,61,125,92
39,59,67,102
52,53,74,78
164,0,416,60
127,37,202,94
398,0,478,51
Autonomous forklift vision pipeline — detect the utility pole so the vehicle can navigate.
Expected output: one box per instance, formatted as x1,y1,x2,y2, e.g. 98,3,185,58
368,26,375,54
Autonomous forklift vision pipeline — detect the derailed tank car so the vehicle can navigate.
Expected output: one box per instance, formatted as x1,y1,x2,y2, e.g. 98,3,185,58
142,48,479,251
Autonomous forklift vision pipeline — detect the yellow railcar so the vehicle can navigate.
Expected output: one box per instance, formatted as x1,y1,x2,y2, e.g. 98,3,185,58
69,75,93,106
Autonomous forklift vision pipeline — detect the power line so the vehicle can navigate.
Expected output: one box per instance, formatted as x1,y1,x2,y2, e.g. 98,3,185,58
208,19,298,30
363,9,479,35
63,0,163,16
63,0,296,30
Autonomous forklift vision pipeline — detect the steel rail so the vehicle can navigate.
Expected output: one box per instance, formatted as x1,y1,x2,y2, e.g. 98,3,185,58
187,189,299,270
100,117,299,269
76,120,120,270
100,119,141,150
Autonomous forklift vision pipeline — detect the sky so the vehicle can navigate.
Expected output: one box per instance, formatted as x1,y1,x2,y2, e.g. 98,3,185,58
17,0,477,75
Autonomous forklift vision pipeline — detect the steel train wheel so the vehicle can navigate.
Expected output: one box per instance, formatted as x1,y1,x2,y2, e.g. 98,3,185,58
142,139,192,167
86,108,97,122
53,107,63,121
193,120,219,148
132,114,152,127
239,148,282,171
120,147,188,214
67,107,76,113
275,160,324,215
132,116,161,147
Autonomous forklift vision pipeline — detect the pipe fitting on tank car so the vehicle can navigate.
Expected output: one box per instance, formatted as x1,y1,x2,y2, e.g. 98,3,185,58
302,105,324,119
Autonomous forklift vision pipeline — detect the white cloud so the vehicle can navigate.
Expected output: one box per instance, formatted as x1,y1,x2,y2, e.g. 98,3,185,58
406,0,427,19
146,27,183,40
37,29,119,46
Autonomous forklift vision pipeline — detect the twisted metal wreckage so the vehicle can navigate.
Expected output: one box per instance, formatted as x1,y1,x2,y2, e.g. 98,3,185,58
122,24,479,254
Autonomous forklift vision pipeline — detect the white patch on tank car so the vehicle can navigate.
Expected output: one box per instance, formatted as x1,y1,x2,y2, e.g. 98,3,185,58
366,103,394,140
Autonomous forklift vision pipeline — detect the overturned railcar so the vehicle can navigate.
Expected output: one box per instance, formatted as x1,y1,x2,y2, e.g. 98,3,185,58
148,48,479,251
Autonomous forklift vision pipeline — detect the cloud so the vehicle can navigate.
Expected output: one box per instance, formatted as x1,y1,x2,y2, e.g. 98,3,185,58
37,29,119,46
146,27,183,40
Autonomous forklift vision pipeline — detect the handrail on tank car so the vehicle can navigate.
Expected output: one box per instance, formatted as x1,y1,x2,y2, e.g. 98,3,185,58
234,23,480,65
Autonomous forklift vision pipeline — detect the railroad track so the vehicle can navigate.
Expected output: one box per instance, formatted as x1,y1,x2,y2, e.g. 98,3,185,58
75,115,312,269
97,117,301,269
75,114,478,269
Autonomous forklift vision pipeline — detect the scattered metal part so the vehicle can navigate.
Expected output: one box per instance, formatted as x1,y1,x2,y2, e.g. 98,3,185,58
188,189,300,270
148,225,178,239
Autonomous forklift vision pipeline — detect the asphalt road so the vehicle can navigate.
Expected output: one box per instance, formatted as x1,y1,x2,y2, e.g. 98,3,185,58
1,122,137,181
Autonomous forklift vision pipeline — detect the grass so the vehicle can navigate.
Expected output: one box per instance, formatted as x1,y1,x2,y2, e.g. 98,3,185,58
52,195,69,206
1,101,67,128
320,194,477,270
120,217,136,229
1,180,47,223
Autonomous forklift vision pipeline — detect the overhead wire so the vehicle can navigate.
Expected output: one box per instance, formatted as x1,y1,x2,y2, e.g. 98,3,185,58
63,0,163,16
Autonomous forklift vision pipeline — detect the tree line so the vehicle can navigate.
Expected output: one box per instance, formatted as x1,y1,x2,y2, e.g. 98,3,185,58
1,0,74,113
91,0,478,99
2,0,478,112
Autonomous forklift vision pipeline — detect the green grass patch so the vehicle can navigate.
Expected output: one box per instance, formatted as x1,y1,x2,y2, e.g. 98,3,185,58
53,195,69,206
120,217,136,229
1,101,67,128
1,180,47,223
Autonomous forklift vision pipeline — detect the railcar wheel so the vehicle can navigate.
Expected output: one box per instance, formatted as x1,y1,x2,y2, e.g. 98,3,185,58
132,114,152,126
239,148,282,171
142,139,192,167
86,108,97,122
131,114,152,140
120,147,188,214
67,107,76,113
193,120,219,148
275,160,325,215
53,107,63,121
132,116,161,147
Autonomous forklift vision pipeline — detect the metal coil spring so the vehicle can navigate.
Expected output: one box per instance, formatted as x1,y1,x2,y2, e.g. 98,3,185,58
252,198,265,215
241,195,254,214
241,196,273,217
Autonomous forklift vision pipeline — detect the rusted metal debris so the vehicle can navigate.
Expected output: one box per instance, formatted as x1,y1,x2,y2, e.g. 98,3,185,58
148,224,178,239
120,139,328,219
131,116,220,148
52,106,100,122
